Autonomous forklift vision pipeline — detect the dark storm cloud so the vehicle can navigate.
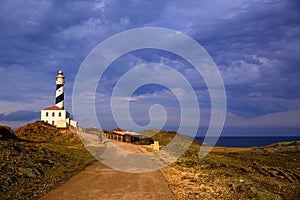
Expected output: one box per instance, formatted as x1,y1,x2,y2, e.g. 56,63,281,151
0,0,97,66
185,1,300,118
0,0,299,127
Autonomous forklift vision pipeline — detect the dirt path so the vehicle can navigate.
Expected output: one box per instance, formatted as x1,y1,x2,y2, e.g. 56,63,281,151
40,141,175,200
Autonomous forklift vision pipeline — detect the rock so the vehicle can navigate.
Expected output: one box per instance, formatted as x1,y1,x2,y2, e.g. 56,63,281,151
228,183,235,191
15,171,23,177
250,187,282,200
7,177,13,185
18,167,36,178
42,159,54,165
277,170,294,183
32,168,42,178
243,179,253,185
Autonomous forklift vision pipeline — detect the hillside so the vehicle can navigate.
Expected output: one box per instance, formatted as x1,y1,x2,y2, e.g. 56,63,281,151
141,129,200,146
14,121,83,145
0,125,18,140
1,123,299,199
139,129,299,199
160,138,300,199
0,121,95,200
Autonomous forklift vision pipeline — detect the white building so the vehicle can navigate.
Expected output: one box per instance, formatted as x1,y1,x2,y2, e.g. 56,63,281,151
41,106,70,127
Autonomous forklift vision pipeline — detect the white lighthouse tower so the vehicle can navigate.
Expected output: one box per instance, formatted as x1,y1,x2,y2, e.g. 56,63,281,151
55,70,65,109
40,70,77,128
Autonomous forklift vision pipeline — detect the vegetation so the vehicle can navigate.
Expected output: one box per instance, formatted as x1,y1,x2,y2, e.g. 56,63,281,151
158,132,300,199
0,121,95,200
2,122,299,199
132,137,154,145
0,125,18,140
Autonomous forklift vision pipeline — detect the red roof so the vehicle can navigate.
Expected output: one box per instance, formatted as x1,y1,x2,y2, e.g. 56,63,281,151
42,106,64,110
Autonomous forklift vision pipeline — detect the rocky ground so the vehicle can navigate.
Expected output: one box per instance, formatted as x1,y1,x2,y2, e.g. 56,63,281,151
139,130,300,199
0,121,95,200
160,140,300,199
1,124,299,200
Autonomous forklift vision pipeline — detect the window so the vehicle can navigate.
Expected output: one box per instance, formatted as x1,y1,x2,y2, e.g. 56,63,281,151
52,112,55,117
52,121,54,125
58,112,61,117
46,112,48,117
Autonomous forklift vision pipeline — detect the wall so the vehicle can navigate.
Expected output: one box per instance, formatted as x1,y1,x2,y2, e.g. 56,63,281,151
41,110,67,126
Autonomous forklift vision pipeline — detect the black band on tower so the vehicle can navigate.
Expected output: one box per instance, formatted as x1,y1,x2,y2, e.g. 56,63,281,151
56,84,63,90
55,93,64,104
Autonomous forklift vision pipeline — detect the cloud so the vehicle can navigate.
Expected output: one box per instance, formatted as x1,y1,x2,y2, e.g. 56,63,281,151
99,0,168,25
227,91,300,117
221,60,261,85
0,110,39,122
226,109,300,128
0,0,299,129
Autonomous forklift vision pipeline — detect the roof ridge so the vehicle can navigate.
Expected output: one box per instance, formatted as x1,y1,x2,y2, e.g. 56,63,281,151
42,106,65,110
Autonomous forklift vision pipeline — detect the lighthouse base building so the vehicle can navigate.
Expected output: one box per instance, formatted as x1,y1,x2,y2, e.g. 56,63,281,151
40,70,77,128
41,106,77,128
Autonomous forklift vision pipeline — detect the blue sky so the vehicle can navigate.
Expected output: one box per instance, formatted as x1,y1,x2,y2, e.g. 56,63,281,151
0,0,299,135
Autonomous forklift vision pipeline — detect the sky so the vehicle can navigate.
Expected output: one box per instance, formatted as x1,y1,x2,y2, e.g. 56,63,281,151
0,0,299,136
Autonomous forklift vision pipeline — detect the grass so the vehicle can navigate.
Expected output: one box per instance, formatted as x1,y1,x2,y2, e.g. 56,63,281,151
161,137,300,199
0,121,96,200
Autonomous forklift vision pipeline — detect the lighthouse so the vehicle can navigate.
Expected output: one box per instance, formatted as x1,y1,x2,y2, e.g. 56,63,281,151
40,70,78,128
55,70,65,109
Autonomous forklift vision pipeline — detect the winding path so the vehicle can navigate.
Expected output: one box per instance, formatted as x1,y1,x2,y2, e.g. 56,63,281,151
40,141,175,200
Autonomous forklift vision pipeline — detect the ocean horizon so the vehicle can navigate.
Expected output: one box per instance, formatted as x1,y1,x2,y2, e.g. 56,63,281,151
195,136,300,148
164,126,300,147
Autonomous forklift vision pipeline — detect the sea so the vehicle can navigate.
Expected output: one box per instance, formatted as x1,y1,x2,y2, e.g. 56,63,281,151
195,136,300,148
182,127,300,148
